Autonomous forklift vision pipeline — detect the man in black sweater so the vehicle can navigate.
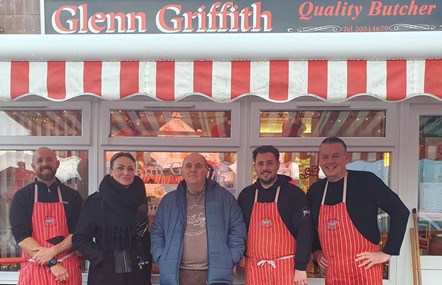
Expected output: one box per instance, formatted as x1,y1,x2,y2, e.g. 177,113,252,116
308,137,409,285
238,145,312,285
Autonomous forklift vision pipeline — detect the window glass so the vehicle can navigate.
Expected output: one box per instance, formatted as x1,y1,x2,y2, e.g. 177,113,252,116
251,150,391,278
418,115,442,256
104,150,237,275
0,150,88,271
0,110,82,136
259,110,386,138
110,110,231,138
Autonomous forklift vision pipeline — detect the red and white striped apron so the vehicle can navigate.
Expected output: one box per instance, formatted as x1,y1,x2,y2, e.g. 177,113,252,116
18,184,81,285
318,175,383,285
245,186,296,285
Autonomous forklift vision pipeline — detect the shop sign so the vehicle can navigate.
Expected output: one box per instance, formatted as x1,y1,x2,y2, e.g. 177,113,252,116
44,0,441,34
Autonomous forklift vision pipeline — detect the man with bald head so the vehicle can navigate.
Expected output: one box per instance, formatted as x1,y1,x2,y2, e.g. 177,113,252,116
151,153,246,285
10,147,83,285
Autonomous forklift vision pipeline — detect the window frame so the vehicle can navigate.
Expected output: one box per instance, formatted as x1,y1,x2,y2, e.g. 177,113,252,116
249,99,398,149
406,102,442,272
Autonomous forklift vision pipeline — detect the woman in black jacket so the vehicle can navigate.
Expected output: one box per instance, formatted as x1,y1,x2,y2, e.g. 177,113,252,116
73,152,151,285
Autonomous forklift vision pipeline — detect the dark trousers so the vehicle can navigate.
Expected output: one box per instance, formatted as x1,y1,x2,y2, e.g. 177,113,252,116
179,269,208,285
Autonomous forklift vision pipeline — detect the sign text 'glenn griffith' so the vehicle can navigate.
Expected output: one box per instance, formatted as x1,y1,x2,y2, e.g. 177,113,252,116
44,0,441,34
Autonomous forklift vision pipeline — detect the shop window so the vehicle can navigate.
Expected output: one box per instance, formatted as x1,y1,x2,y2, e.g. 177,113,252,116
0,110,82,137
104,150,237,275
251,150,391,279
0,150,88,271
110,110,232,138
259,110,386,138
104,150,237,204
418,115,442,256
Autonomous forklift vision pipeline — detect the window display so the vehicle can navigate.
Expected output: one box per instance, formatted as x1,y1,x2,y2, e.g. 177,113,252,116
259,110,386,138
0,110,82,136
110,110,231,138
104,151,237,212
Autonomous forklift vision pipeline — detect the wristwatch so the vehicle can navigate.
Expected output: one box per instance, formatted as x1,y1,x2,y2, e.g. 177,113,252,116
47,258,58,268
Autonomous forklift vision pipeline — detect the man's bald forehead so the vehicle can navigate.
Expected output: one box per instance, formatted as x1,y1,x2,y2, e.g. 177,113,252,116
183,153,207,166
33,147,56,161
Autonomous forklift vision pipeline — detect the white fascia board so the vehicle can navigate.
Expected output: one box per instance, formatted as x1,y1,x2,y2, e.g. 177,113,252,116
0,32,441,61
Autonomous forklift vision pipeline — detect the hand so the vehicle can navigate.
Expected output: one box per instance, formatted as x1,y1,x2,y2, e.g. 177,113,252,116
355,251,391,269
313,250,328,269
32,247,57,265
294,269,307,285
238,257,246,270
49,264,69,283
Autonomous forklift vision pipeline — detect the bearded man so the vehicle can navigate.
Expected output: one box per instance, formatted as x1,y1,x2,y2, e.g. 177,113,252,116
10,147,83,285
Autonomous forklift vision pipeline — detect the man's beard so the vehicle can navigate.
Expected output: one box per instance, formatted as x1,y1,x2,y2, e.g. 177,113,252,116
259,172,277,185
36,168,56,182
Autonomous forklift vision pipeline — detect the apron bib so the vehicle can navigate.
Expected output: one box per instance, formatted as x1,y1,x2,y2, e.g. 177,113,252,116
18,184,81,285
245,186,296,285
318,175,383,285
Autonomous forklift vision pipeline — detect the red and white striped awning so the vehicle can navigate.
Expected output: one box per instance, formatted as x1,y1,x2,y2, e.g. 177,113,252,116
1,60,441,102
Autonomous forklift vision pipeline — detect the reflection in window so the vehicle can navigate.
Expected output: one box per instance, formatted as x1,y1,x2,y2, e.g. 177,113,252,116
104,150,237,276
259,110,386,138
110,110,231,138
0,110,82,136
0,150,88,271
105,151,237,200
252,151,391,278
418,115,442,256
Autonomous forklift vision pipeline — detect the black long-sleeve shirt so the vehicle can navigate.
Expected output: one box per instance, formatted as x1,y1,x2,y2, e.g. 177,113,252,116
237,175,313,271
307,170,409,256
9,179,83,244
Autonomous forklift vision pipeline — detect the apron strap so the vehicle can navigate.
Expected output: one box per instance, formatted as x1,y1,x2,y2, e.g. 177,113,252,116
254,189,258,203
34,184,38,203
251,254,296,269
274,186,281,202
34,184,62,203
321,174,348,205
57,187,63,202
254,186,281,203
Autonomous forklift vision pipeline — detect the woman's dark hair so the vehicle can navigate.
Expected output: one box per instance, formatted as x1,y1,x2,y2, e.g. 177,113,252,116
320,137,348,152
253,145,280,161
109,152,136,169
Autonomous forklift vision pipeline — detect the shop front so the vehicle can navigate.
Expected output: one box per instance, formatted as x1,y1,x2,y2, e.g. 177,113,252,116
1,0,442,284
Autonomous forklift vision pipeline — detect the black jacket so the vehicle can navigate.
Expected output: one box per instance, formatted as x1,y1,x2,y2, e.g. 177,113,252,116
73,191,152,285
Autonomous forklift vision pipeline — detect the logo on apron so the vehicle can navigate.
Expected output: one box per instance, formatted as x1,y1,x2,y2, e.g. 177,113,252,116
326,219,339,231
44,216,57,227
260,217,272,228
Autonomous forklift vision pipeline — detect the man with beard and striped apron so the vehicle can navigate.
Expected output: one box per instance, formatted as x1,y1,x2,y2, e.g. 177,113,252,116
245,186,297,284
238,146,313,285
10,147,83,285
18,185,81,285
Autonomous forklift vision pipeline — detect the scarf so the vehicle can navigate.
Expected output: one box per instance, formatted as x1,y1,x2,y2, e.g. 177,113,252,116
99,174,146,250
